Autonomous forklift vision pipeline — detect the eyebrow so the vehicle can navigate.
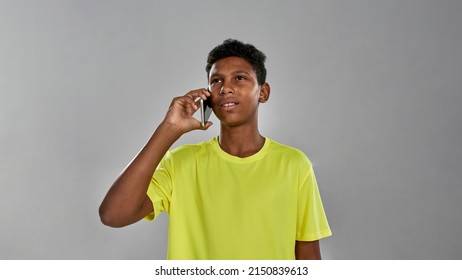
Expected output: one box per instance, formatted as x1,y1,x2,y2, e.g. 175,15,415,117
209,70,252,79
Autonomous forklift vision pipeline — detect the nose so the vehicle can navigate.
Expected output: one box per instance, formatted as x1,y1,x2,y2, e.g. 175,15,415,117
220,82,234,95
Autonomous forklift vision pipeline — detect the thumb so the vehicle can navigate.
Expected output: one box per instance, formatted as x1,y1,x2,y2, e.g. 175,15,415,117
198,121,213,131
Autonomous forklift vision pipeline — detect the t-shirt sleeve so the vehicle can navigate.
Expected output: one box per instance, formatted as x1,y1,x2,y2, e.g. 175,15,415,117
296,160,332,241
144,151,174,221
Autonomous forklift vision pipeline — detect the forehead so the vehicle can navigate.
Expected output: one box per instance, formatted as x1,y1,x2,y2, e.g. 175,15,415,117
209,56,256,76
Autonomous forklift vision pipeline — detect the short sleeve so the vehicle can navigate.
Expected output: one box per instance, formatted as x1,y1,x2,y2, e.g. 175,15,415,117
144,151,174,221
296,162,332,241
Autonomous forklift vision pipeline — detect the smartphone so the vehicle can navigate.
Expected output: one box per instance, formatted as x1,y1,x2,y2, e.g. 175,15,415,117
200,97,213,126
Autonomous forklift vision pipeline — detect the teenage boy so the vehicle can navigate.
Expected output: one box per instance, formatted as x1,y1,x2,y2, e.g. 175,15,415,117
99,39,332,260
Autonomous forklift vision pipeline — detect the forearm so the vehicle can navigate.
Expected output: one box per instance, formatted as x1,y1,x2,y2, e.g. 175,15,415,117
99,122,182,227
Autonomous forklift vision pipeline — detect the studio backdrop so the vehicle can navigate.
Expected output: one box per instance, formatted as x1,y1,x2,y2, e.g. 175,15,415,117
1,0,461,259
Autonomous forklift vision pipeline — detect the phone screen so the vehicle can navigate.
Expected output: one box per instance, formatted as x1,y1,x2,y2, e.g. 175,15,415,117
200,98,212,126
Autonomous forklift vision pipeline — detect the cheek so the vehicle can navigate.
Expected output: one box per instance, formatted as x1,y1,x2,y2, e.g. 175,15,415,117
254,88,262,102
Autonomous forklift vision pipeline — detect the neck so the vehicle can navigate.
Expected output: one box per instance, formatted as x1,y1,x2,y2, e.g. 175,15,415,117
219,123,265,158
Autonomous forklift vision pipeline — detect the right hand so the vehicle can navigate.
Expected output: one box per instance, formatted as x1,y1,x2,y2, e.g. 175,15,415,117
162,88,213,134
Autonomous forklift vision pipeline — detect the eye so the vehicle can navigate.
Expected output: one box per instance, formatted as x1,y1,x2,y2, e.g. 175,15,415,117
236,75,246,81
210,78,223,86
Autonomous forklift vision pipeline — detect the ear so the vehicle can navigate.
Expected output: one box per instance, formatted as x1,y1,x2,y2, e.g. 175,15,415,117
258,82,270,103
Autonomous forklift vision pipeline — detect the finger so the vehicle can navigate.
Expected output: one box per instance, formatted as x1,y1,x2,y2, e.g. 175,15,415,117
189,90,209,111
186,88,210,101
203,88,211,98
169,96,198,115
180,95,199,111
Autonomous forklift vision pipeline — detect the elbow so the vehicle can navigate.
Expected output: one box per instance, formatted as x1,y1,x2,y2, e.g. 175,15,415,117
99,196,151,227
99,205,124,228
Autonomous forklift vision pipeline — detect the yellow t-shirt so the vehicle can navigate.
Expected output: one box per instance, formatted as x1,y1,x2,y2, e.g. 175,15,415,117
145,137,332,259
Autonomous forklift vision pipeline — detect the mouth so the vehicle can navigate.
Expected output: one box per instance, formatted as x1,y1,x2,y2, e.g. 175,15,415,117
220,102,239,110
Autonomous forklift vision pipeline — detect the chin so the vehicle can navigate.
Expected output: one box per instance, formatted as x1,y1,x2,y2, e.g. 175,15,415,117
216,113,257,128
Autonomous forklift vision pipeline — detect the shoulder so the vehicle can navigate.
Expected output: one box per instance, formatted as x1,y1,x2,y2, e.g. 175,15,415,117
265,138,315,177
266,138,312,165
169,138,216,159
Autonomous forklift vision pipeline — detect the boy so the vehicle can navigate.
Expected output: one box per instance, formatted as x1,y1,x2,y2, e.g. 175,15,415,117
99,39,332,259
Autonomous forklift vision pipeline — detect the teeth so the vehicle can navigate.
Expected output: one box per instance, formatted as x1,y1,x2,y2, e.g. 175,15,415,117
222,103,236,107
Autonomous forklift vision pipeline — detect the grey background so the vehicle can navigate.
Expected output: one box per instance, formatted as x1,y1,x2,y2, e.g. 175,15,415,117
1,0,461,259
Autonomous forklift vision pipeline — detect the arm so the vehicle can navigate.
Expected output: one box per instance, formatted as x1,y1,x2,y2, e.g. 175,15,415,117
98,89,212,228
295,240,322,260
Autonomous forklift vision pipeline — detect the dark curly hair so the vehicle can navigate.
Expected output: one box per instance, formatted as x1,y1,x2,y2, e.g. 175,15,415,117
205,39,267,85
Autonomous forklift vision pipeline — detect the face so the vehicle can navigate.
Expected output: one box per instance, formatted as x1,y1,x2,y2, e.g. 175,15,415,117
208,56,269,127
